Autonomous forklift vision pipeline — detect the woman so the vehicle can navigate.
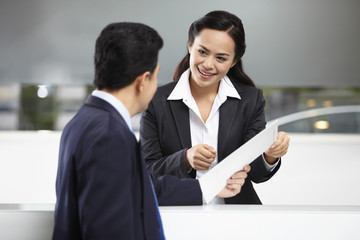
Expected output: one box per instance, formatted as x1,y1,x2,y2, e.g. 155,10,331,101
140,10,290,204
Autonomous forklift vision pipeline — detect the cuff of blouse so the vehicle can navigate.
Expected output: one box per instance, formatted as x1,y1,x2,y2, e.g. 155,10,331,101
262,153,280,172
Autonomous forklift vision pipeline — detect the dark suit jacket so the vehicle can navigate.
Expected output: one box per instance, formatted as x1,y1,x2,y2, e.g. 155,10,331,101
53,95,202,240
140,79,281,204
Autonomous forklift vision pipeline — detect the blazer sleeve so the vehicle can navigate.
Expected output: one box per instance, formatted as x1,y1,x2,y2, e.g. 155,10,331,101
243,88,281,183
140,100,191,178
151,173,202,206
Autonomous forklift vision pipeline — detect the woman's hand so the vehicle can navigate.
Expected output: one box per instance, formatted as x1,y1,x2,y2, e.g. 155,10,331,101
186,144,216,170
264,131,290,165
216,165,251,198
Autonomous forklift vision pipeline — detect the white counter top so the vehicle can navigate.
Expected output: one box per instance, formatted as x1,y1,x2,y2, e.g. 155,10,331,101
1,204,359,240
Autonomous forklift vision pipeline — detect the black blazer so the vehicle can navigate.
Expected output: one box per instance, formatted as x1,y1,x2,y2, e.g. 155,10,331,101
140,79,281,204
53,95,202,240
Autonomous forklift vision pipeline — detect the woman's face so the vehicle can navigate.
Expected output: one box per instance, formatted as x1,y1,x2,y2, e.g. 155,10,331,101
188,28,236,90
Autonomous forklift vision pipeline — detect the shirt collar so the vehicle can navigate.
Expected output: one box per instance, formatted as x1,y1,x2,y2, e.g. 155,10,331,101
218,74,241,103
91,90,133,132
167,69,192,100
167,69,241,101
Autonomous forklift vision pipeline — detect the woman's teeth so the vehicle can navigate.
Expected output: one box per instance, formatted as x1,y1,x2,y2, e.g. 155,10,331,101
199,68,215,76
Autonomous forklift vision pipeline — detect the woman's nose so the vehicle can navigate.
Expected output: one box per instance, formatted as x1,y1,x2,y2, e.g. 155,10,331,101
202,56,214,70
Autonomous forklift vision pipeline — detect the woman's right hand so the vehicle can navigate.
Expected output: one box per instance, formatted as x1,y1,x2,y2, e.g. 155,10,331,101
185,144,216,170
216,165,250,198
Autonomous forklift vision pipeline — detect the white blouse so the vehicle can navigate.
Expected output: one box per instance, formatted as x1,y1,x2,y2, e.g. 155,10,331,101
168,69,277,204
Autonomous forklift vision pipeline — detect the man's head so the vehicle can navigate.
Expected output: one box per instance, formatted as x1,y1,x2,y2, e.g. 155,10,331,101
93,22,163,90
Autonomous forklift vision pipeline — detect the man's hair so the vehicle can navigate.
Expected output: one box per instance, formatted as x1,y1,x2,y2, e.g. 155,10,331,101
93,22,163,90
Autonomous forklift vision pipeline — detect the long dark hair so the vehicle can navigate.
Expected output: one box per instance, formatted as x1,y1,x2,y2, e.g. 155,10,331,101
173,10,255,87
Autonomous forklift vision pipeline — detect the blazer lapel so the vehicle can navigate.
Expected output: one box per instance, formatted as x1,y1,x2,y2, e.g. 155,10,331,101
169,100,192,149
218,97,240,162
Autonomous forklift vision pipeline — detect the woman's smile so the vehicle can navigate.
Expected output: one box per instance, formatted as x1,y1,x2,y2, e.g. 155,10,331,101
197,67,216,78
188,29,236,89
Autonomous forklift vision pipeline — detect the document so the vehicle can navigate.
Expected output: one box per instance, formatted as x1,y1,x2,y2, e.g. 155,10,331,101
199,120,278,203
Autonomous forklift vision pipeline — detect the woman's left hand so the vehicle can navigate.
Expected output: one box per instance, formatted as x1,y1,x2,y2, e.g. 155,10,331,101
264,131,290,164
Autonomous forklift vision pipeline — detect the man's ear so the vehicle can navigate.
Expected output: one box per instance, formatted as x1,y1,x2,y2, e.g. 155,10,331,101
135,71,151,93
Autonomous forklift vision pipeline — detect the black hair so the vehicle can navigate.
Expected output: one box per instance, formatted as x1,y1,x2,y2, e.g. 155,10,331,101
94,22,163,90
173,10,255,87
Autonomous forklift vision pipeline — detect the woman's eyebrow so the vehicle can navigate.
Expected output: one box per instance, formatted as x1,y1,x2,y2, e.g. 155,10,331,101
199,44,230,56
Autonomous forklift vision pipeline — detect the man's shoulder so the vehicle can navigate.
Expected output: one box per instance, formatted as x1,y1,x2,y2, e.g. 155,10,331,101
64,103,128,139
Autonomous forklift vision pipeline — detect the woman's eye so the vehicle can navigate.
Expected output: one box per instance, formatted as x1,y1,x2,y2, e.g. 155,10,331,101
198,50,206,55
217,57,226,62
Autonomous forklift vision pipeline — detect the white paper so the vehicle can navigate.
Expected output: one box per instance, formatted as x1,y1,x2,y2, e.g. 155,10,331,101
199,120,278,203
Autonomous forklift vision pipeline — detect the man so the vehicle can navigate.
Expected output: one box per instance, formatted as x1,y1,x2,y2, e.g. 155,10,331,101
52,22,249,239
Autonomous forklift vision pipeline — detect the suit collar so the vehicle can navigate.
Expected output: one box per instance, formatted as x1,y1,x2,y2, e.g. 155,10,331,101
85,94,118,113
84,95,131,130
91,90,133,132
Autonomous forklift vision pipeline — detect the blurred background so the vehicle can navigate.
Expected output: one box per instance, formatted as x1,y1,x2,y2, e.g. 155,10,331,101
0,0,359,205
1,0,359,132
